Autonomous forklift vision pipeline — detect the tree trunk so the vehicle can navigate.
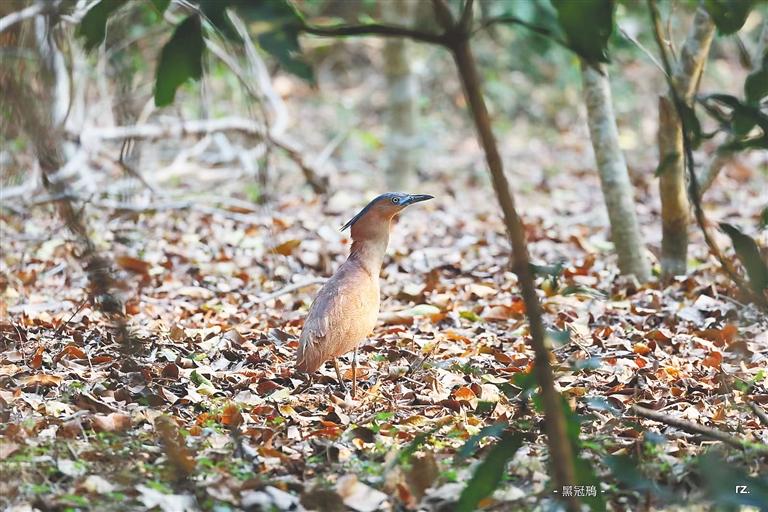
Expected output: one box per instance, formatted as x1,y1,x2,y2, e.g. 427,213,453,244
580,63,651,282
657,7,715,279
449,35,578,512
383,0,418,190
658,96,688,278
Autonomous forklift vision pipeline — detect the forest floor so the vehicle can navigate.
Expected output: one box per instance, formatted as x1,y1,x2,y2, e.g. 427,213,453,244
2,158,767,511
2,44,768,511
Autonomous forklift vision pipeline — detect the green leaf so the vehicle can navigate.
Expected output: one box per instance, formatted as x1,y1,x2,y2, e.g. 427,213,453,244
456,432,524,512
529,261,565,278
237,0,314,82
678,102,703,148
720,222,768,293
189,369,212,387
552,0,614,65
454,423,507,463
560,284,607,298
397,425,441,464
149,0,170,13
155,15,204,107
546,327,570,347
558,396,605,511
512,370,538,392
258,30,314,82
76,0,123,52
200,0,240,41
585,397,620,416
760,207,768,229
459,310,481,322
704,0,755,35
696,452,768,509
720,135,768,151
573,357,602,372
745,54,768,105
701,93,768,151
604,455,674,501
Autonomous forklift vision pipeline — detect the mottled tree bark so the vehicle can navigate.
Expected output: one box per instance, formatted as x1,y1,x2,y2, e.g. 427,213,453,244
581,63,651,282
383,0,418,189
657,7,714,279
658,96,687,277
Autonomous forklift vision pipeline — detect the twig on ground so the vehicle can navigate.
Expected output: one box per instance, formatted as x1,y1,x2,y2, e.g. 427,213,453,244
255,278,328,304
406,339,442,377
748,401,768,428
53,297,89,337
631,405,768,453
92,149,156,194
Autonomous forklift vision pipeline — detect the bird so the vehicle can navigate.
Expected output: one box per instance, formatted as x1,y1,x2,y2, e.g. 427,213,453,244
296,192,434,397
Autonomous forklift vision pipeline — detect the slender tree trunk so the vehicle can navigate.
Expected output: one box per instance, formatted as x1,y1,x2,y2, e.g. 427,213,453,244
383,0,418,189
658,96,687,277
581,63,651,282
449,32,577,511
657,7,714,279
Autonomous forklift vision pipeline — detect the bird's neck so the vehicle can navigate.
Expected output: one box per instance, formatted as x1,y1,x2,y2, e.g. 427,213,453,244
348,233,389,277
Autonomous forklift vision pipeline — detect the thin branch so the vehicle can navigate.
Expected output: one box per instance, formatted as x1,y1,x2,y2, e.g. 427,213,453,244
632,405,768,453
92,149,156,194
747,402,768,427
0,2,51,33
255,278,327,304
301,21,446,46
74,117,268,142
618,25,667,76
475,15,574,55
648,0,675,78
748,401,768,428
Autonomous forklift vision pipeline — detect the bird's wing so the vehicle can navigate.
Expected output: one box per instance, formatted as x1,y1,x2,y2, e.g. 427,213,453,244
296,272,372,372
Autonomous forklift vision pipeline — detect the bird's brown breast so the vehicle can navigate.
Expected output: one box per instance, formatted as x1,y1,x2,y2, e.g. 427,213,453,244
296,260,379,372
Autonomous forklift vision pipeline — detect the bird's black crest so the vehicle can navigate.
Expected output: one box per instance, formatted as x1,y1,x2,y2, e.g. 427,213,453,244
340,192,405,231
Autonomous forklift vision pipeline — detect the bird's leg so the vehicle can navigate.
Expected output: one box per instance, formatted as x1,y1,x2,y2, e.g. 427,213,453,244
351,347,358,399
332,358,347,393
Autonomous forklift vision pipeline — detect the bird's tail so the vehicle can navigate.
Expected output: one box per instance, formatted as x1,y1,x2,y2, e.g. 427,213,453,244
295,341,322,373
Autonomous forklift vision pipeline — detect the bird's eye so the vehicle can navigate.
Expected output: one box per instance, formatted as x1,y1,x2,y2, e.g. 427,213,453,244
392,197,400,204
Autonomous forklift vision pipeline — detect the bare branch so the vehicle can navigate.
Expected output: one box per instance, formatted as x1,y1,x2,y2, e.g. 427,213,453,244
255,278,327,304
74,118,268,142
748,402,768,428
632,405,768,453
0,1,52,33
301,21,446,46
618,24,667,75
